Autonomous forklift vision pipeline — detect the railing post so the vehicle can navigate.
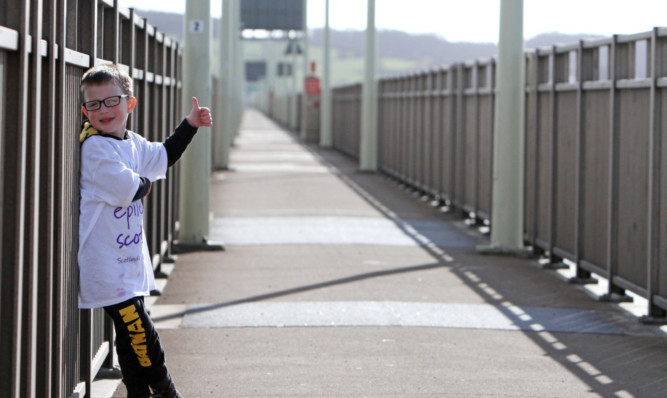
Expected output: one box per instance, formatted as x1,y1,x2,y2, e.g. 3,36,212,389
19,0,43,396
571,41,597,284
0,0,30,395
447,65,458,204
472,61,481,217
602,35,625,301
454,63,464,209
527,50,541,252
52,1,68,396
644,27,667,322
80,309,92,398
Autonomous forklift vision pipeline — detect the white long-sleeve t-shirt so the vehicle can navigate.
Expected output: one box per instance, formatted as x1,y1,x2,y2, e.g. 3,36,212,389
78,131,167,309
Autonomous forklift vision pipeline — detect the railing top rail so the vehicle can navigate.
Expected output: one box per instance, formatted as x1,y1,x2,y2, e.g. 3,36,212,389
616,29,654,43
0,25,19,51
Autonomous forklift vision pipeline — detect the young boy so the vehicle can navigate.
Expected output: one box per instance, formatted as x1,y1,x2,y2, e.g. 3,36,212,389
78,64,212,398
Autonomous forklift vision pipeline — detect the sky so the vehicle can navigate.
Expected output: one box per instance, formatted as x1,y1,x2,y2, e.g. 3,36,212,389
119,0,667,43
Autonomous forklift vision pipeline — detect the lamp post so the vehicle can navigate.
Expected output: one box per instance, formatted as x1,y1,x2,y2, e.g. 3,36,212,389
359,0,377,172
319,0,332,147
478,0,529,256
214,0,234,170
177,0,223,251
290,39,299,131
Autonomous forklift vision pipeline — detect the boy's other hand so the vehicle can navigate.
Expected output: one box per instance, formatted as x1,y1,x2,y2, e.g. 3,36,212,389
186,96,213,128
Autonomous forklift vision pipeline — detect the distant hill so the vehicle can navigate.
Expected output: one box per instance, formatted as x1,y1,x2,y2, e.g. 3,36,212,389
525,32,606,49
309,29,605,63
309,28,497,69
132,8,605,84
135,9,603,52
132,10,187,40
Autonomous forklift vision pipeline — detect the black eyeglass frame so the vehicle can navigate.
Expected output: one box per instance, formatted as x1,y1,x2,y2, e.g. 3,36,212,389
82,94,130,111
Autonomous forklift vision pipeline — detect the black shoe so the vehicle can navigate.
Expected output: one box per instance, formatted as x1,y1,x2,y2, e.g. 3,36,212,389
124,379,152,398
150,382,183,398
150,390,182,398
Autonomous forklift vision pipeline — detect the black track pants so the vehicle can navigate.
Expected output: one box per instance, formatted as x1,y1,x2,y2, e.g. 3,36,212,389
104,296,172,398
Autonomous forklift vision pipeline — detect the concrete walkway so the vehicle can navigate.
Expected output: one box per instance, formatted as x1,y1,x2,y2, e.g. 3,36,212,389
113,109,666,397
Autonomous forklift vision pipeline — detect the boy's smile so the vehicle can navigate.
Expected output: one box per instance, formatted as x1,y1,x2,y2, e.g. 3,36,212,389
82,82,136,139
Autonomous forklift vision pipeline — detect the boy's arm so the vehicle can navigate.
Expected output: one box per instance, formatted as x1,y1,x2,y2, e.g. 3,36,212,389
163,119,198,167
135,117,195,201
163,97,212,167
133,177,152,201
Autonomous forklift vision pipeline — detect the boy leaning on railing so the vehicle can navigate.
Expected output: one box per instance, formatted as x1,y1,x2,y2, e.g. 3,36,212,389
78,63,212,398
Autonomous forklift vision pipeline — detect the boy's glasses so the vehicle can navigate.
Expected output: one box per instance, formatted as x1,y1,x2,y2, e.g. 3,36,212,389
82,95,129,111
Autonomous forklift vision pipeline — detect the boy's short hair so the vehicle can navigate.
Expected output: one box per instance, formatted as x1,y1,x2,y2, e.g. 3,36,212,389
80,64,133,99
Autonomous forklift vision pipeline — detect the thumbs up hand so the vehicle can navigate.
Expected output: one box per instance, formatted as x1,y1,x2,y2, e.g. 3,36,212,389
186,96,213,128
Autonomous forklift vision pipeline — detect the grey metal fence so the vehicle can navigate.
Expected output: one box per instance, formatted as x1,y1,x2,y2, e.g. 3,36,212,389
0,1,182,397
331,83,361,158
331,28,667,320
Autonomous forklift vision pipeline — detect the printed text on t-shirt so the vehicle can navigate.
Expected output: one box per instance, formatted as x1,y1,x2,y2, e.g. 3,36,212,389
114,202,144,249
114,202,144,229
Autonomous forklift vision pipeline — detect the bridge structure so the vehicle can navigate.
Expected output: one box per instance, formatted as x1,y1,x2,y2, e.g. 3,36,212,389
0,0,666,397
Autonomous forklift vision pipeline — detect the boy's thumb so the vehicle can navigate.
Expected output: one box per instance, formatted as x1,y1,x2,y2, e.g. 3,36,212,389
191,96,199,110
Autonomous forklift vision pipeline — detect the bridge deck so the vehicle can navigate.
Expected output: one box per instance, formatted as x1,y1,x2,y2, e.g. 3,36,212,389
110,109,666,398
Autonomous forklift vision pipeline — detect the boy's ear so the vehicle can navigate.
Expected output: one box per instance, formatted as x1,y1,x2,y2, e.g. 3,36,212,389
81,107,89,117
128,97,137,113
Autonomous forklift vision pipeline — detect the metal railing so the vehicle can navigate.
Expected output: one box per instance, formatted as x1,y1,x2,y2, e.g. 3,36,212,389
0,1,182,397
331,28,667,320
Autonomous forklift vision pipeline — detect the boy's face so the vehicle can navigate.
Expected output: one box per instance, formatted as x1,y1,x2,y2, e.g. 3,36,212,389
82,82,136,139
